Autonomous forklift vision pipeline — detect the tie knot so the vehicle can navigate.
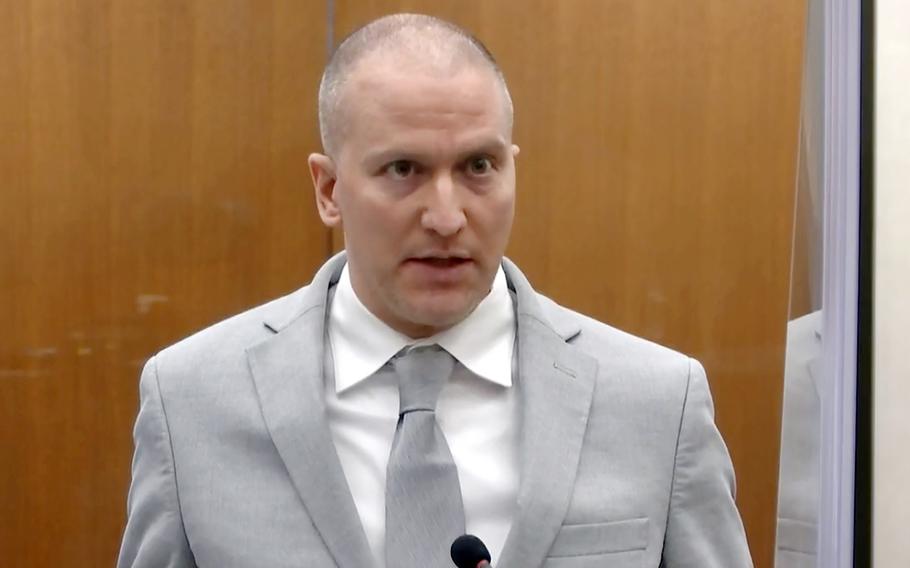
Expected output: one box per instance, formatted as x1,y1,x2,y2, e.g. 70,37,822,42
393,345,455,414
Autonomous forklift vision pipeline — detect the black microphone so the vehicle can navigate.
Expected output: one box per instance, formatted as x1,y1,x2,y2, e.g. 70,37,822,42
450,534,492,568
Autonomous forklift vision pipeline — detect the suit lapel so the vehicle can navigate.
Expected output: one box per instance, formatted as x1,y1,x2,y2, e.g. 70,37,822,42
246,254,373,568
497,261,598,568
808,315,823,398
244,255,595,567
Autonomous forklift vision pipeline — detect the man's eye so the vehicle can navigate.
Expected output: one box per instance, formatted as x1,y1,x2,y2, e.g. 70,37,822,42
467,156,494,175
385,160,416,179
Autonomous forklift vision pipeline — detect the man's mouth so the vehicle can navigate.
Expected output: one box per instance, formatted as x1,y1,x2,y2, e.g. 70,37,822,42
413,257,471,268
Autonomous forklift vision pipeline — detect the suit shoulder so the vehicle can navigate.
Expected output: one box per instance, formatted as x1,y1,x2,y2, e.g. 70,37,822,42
536,293,694,383
152,285,311,371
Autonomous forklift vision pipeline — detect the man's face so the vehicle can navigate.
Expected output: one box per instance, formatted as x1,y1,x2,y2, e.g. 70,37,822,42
310,58,518,338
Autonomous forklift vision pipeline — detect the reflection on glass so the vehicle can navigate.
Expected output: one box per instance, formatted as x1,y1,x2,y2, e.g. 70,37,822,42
776,0,824,565
777,312,822,565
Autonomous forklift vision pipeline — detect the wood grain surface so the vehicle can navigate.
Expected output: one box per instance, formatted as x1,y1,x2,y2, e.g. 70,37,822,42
0,1,805,566
0,1,328,565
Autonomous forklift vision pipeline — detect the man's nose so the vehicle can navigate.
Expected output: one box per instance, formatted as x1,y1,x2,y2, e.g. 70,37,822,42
420,174,466,237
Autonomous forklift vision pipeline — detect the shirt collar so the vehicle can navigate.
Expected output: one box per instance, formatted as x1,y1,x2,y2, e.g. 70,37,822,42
328,263,515,393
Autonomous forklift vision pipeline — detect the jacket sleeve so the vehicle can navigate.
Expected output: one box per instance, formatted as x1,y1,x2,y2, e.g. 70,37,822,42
661,359,754,567
117,356,197,568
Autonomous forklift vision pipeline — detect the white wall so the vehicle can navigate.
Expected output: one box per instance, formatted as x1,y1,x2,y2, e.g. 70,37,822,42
873,0,910,563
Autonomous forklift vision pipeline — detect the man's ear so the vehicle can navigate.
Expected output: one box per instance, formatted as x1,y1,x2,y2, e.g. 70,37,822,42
511,144,521,158
308,153,342,227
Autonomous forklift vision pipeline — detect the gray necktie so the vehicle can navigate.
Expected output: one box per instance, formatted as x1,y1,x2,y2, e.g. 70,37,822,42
385,345,466,568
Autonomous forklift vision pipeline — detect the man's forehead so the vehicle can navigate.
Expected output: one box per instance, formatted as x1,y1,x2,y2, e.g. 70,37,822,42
317,15,512,156
339,84,509,160
357,62,497,103
340,57,508,127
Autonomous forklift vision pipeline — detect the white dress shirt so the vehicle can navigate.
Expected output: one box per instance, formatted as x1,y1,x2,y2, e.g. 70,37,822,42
325,263,519,568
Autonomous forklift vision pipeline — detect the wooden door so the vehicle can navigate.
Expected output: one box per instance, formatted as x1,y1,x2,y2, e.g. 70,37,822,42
0,1,328,565
1,1,804,566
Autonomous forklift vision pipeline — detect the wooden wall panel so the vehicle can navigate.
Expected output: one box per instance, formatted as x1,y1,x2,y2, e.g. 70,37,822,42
333,3,805,567
1,1,805,566
0,1,327,565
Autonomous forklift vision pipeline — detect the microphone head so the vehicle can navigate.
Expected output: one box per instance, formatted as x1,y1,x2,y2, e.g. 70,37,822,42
450,534,491,568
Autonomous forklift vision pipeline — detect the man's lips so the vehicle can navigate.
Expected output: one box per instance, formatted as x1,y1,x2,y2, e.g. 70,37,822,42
401,256,474,285
403,254,475,275
408,257,472,268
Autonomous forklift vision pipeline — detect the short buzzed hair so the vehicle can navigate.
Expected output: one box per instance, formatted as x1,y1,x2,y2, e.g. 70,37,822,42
317,13,514,156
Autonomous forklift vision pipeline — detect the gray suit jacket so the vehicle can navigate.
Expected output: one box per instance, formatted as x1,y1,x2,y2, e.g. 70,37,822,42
118,254,752,567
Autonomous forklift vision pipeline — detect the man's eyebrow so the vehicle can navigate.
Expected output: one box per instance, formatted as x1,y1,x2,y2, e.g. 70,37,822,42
362,148,426,168
455,137,510,160
363,137,509,167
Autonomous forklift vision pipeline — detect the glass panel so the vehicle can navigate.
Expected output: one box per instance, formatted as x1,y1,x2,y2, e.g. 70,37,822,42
776,0,825,564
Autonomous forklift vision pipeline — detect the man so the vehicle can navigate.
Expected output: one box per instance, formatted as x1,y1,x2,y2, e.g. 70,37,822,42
118,13,752,568
775,311,822,567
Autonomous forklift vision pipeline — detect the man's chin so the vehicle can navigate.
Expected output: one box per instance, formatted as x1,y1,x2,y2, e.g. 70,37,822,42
400,298,479,336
